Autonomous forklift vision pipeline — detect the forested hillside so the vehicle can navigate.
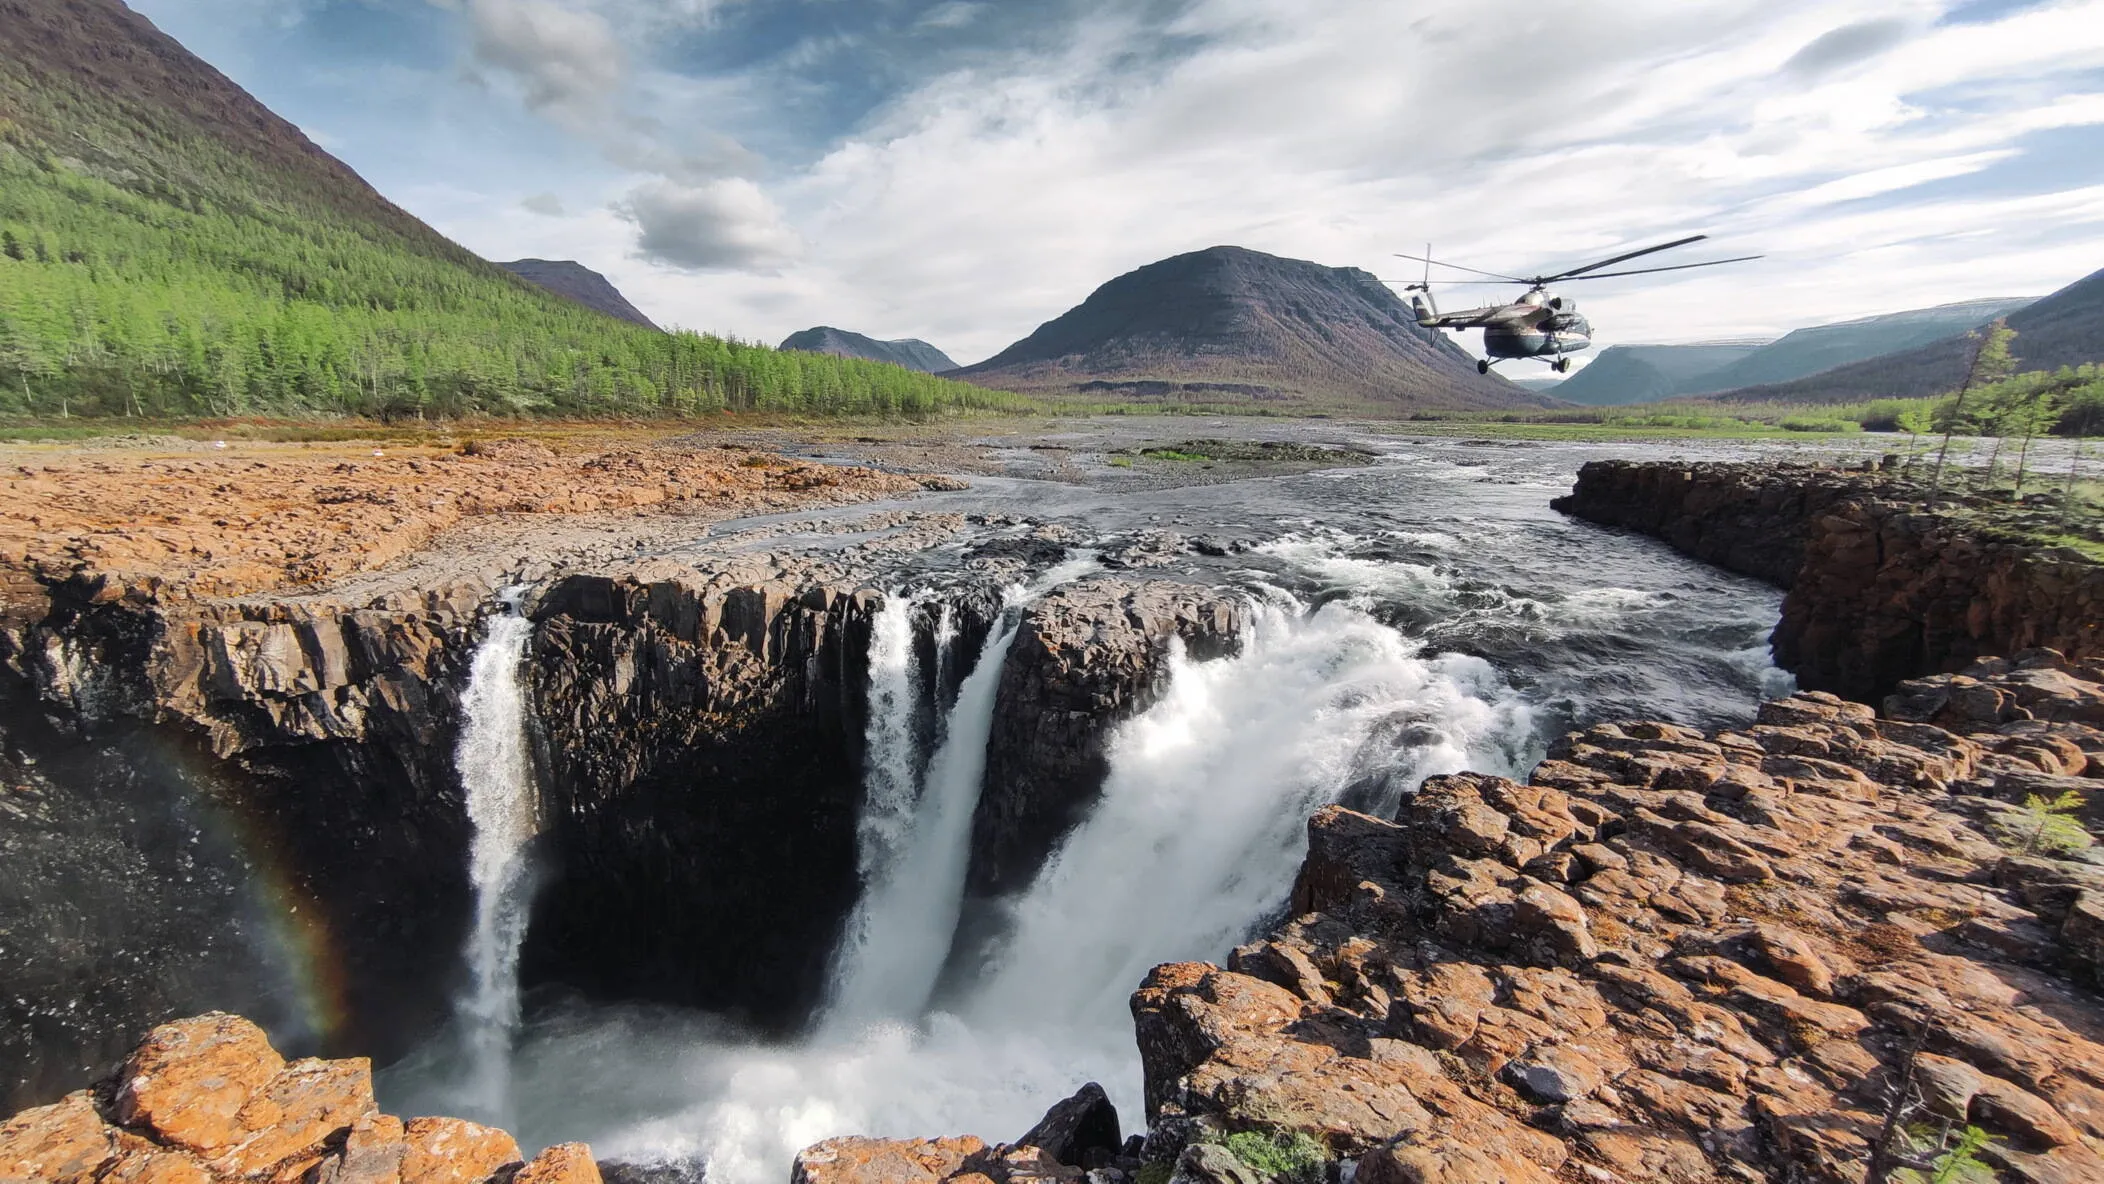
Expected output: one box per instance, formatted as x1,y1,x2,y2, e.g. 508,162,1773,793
0,0,1013,419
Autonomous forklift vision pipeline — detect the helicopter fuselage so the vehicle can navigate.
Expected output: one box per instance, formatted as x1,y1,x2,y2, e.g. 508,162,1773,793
1483,308,1592,359
1411,287,1591,362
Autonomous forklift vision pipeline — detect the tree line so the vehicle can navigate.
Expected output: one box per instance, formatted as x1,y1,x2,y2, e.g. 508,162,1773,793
0,116,1020,422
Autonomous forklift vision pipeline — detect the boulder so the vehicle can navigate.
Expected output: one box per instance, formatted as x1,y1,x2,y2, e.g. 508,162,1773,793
1016,1084,1121,1169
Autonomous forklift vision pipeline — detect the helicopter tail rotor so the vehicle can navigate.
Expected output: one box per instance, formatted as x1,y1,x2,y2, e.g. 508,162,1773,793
1407,242,1441,324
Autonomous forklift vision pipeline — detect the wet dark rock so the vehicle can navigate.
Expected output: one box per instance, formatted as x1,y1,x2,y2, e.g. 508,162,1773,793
968,580,1249,898
1017,1083,1121,1169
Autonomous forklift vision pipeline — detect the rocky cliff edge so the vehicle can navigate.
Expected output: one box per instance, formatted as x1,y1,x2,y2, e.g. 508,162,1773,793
800,651,2104,1184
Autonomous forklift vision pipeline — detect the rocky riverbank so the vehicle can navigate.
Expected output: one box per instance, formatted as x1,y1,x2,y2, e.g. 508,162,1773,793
795,651,2104,1184
1552,459,2103,699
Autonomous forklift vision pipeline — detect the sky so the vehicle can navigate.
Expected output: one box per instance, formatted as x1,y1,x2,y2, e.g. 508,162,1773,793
128,0,2104,369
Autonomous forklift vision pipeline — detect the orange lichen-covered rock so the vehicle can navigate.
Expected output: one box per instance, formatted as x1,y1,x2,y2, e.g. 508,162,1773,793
790,1136,989,1184
0,1015,550,1184
513,1142,604,1184
399,1116,523,1184
207,1056,377,1180
111,1014,286,1156
0,1090,119,1183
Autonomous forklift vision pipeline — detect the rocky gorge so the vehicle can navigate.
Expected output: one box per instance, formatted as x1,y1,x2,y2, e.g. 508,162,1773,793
1553,459,2104,700
3,438,2100,1184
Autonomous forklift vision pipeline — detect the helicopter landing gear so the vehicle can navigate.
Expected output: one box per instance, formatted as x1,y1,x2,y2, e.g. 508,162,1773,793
1476,359,1491,375
1553,357,1572,374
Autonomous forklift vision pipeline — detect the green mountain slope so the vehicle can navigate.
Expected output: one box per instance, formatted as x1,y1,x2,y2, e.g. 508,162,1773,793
1682,298,2031,395
1710,269,2104,404
0,0,1011,419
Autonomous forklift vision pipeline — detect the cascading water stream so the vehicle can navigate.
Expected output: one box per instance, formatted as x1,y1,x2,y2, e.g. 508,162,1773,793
826,557,1101,1027
452,593,541,1126
964,595,1532,1031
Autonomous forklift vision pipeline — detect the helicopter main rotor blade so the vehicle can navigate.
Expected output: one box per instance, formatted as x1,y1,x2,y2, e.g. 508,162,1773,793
1547,254,1763,282
1391,252,1527,283
1534,234,1710,283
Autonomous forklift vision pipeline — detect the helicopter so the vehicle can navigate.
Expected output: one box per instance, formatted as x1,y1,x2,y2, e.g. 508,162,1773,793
1391,235,1761,374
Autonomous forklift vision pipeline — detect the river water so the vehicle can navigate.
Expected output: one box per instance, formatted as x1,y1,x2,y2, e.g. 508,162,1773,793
381,435,1811,1179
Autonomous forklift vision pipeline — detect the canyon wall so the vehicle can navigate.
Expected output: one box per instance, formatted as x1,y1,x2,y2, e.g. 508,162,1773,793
1553,460,2103,700
0,576,489,1112
0,560,1242,1105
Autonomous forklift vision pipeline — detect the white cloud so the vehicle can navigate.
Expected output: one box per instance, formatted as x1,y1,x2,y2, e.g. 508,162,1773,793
461,0,625,126
918,3,983,31
618,177,803,271
402,0,2104,363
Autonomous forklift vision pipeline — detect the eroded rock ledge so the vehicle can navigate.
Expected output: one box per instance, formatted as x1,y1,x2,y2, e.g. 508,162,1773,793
0,1013,601,1184
813,653,2104,1184
1553,459,2103,699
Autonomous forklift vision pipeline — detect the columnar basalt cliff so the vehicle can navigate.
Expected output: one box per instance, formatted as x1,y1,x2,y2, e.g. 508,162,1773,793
967,580,1250,898
0,544,1253,1105
805,652,2104,1184
1553,460,2103,699
516,566,1001,1026
0,579,490,1112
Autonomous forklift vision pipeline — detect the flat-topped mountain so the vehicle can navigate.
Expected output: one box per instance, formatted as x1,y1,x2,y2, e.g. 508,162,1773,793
1551,341,1770,406
951,246,1546,411
499,259,659,329
780,327,956,373
1713,270,2104,402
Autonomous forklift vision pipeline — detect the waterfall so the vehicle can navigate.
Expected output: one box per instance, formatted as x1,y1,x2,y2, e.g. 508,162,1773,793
452,594,540,1126
964,596,1534,1031
475,593,1536,1182
826,557,1097,1027
854,592,926,880
826,612,1017,1025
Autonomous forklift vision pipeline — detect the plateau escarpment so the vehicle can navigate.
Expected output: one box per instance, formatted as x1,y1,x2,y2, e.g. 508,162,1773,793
0,478,1252,1107
1554,459,2103,699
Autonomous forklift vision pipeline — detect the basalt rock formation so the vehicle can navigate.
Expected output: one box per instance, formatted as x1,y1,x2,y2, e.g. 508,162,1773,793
0,1012,603,1184
967,580,1249,898
816,652,2104,1184
1,518,1250,1105
0,578,490,1112
1553,460,2103,699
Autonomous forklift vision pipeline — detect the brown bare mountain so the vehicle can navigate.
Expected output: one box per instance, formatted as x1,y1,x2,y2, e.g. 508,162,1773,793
499,259,659,330
951,246,1546,411
1708,265,2104,403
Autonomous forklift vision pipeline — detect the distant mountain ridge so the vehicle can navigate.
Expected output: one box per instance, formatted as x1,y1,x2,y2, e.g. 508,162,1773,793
1710,276,2102,403
953,245,1546,411
498,259,659,330
1551,342,1771,407
1686,298,2031,395
779,327,956,373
